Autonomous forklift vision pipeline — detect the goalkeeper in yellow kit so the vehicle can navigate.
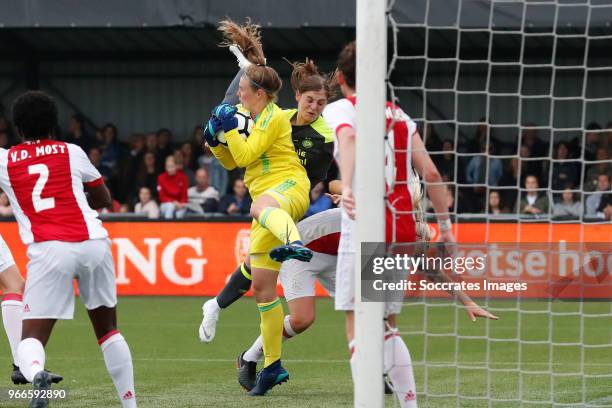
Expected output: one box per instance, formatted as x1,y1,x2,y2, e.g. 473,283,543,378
203,63,312,396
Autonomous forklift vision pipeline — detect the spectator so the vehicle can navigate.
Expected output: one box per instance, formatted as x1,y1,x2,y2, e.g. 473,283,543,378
488,190,505,215
187,168,220,214
466,144,503,186
134,187,160,219
181,142,198,171
135,151,159,199
198,146,229,194
124,133,146,181
585,173,611,218
88,147,112,181
0,191,12,217
499,158,519,210
433,139,455,181
521,126,547,158
520,145,545,184
520,175,549,216
584,122,602,161
100,123,121,169
553,186,581,218
551,142,579,192
64,114,93,152
305,182,333,217
584,147,612,191
220,179,251,215
157,128,175,160
157,155,188,219
173,148,195,186
424,123,442,152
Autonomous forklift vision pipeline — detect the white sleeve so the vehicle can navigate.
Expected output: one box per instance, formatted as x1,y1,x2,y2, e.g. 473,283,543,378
323,99,356,136
68,144,103,185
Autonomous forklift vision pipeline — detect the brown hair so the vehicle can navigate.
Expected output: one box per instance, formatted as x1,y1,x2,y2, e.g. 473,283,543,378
337,41,356,89
218,18,266,66
287,58,337,100
244,65,282,100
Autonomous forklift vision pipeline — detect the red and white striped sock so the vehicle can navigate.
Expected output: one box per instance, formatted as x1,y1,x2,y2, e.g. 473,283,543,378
99,331,136,408
1,293,22,366
17,337,44,382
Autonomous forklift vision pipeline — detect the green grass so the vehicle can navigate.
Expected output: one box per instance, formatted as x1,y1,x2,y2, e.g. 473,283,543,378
0,297,610,407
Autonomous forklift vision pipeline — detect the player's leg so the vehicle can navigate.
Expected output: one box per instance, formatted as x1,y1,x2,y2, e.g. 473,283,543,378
79,239,136,408
239,256,319,390
0,264,24,370
383,311,417,407
251,191,312,262
199,256,252,342
247,257,289,396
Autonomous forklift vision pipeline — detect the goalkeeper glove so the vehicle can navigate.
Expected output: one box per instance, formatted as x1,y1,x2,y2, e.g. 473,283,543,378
212,103,238,132
202,116,222,147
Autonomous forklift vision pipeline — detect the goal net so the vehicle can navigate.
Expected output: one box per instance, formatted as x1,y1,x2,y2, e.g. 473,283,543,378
364,0,612,406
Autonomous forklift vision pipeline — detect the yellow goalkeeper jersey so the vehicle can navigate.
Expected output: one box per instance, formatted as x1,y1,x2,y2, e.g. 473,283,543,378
210,102,308,199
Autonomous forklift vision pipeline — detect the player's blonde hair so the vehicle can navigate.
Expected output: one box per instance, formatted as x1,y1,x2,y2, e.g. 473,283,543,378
218,18,266,66
287,58,337,101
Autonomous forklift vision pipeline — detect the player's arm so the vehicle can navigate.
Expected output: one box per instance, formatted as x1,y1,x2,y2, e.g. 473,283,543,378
410,132,453,242
209,144,238,170
420,259,498,321
224,114,280,167
85,182,112,210
337,126,356,218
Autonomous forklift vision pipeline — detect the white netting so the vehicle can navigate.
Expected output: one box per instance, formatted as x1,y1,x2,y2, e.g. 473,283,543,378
382,0,612,406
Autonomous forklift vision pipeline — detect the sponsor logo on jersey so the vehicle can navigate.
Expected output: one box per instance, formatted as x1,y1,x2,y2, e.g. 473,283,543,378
302,139,313,149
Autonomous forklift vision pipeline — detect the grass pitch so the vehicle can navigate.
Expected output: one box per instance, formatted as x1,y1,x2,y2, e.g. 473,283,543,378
0,297,610,407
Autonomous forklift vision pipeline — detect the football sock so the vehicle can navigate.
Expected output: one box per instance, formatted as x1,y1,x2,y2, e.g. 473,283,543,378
258,207,302,244
348,339,357,383
17,338,44,382
384,328,417,408
1,293,22,365
258,298,284,368
244,315,295,362
99,331,137,408
216,263,252,309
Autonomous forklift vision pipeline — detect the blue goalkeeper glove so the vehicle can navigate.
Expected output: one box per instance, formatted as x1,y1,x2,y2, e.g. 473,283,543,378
212,103,238,132
202,116,222,147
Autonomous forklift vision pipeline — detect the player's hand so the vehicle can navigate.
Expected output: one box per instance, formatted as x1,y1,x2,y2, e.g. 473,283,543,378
212,103,238,132
342,186,356,219
462,301,498,322
227,203,238,214
202,117,221,147
437,228,457,257
325,193,342,205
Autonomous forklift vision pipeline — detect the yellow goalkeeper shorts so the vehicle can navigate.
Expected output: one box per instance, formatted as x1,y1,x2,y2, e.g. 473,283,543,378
249,176,310,271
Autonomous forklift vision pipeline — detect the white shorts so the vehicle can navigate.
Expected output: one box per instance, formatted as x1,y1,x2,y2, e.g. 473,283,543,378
334,209,404,316
0,235,16,273
280,252,336,301
23,239,117,320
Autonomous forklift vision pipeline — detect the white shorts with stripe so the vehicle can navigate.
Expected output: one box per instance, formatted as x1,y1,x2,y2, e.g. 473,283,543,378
23,238,117,320
280,252,336,301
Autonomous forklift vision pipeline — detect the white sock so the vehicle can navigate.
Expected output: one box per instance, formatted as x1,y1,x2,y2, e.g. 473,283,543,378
384,329,417,408
243,315,296,362
2,293,23,365
100,331,137,408
210,298,221,313
17,337,45,382
348,339,357,383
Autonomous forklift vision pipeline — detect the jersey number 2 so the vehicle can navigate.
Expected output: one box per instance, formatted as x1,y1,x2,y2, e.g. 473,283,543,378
28,164,55,212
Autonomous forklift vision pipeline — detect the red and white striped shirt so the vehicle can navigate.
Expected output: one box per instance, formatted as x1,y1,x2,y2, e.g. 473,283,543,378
300,208,341,256
0,140,108,244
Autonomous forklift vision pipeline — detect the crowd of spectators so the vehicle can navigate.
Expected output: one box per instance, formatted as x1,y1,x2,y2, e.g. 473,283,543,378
0,111,611,221
426,121,612,221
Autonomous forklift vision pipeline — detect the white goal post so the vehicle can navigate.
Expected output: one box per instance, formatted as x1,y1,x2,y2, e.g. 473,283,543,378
355,0,387,407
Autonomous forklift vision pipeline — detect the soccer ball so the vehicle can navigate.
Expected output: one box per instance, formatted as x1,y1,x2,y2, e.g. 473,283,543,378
216,112,253,146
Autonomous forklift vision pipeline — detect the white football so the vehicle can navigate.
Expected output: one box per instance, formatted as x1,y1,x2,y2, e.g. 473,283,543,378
216,112,253,146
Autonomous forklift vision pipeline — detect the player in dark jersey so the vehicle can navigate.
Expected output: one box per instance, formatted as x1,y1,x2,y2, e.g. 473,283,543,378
198,20,336,346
